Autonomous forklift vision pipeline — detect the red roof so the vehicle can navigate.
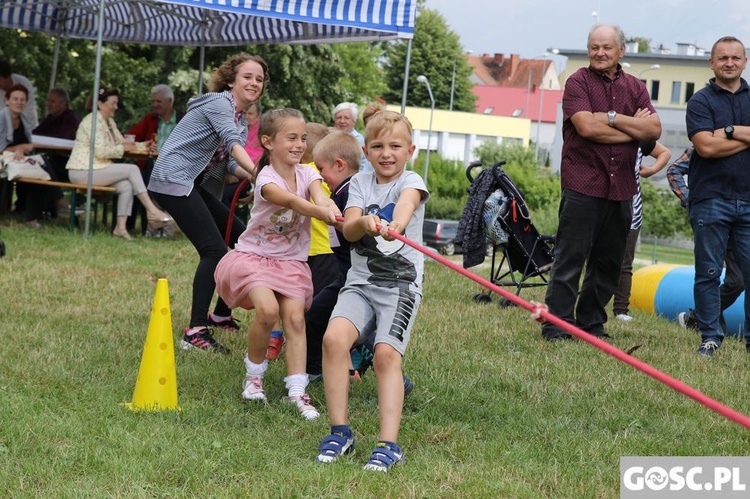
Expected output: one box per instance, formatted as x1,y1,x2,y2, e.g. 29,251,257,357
468,53,552,88
471,85,563,123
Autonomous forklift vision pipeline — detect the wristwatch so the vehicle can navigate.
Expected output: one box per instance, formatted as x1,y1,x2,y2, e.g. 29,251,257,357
725,124,735,139
607,110,617,127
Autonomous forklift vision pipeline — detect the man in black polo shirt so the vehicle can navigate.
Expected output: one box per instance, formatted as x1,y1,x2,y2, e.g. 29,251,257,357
541,24,662,341
686,36,750,357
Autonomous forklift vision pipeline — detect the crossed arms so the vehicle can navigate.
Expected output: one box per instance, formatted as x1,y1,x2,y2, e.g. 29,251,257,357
570,107,662,144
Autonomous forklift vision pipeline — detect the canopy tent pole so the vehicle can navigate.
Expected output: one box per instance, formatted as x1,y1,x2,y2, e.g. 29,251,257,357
48,2,68,92
197,13,207,95
49,36,61,91
400,39,413,115
84,0,107,238
198,44,205,95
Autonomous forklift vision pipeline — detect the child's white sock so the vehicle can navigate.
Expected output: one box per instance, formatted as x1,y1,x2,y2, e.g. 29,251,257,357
244,355,268,377
284,373,309,398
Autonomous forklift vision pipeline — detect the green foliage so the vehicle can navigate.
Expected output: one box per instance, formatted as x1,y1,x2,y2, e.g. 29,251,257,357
382,8,476,111
421,155,469,199
200,44,349,125
424,195,466,219
411,152,471,219
330,42,388,104
0,32,384,132
640,180,692,239
474,142,561,213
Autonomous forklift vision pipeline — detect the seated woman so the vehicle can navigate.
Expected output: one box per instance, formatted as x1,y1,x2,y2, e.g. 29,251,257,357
66,87,172,239
0,84,67,227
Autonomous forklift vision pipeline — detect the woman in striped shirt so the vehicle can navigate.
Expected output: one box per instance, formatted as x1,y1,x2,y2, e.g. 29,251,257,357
149,53,268,354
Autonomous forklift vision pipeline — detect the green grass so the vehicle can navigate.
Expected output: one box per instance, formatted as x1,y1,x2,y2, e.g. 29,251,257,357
635,240,695,266
0,221,747,498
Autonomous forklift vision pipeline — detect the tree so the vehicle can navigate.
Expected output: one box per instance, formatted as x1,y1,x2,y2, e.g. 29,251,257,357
381,7,476,111
640,182,691,239
625,36,652,54
199,43,386,126
330,42,388,105
0,31,161,129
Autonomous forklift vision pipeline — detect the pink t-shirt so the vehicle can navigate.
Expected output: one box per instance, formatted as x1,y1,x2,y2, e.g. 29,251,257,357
234,163,322,261
243,121,263,164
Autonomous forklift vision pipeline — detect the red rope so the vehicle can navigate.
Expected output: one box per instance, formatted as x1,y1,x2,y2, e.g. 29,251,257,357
340,217,750,430
225,178,249,246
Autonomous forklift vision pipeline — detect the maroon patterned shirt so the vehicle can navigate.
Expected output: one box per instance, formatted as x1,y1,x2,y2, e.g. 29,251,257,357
560,65,656,201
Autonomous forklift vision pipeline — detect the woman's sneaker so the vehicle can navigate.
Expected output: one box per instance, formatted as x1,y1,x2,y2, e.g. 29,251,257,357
208,315,241,331
241,375,267,402
181,328,230,354
284,394,319,420
363,441,404,472
316,432,355,463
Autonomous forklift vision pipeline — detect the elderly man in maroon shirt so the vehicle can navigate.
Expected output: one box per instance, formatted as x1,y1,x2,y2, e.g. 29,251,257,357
541,24,662,341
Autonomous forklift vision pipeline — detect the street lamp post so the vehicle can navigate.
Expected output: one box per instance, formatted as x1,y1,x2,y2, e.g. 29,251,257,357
535,78,545,163
638,64,661,78
449,58,457,112
417,74,435,186
534,50,558,163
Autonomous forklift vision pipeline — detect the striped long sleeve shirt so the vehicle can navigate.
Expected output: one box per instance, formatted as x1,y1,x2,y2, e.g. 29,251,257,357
149,91,247,197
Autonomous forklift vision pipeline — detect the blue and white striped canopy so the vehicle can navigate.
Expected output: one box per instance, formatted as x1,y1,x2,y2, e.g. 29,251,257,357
0,0,416,46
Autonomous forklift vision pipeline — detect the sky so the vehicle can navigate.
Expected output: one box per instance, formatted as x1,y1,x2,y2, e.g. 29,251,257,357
427,0,750,60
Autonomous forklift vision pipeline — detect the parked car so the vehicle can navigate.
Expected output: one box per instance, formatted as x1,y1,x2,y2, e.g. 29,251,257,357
423,219,494,257
423,219,460,255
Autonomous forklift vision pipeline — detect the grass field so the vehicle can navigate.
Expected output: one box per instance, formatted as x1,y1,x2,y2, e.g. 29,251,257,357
1,222,748,498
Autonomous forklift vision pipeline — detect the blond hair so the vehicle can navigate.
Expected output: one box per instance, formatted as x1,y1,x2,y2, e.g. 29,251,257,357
364,110,413,145
301,122,330,163
362,102,385,126
313,131,361,172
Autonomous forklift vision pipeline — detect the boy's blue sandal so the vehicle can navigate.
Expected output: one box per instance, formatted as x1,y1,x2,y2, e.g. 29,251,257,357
316,433,355,463
363,442,404,472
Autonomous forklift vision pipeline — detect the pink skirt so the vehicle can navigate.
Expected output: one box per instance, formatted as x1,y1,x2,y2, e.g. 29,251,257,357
214,250,313,310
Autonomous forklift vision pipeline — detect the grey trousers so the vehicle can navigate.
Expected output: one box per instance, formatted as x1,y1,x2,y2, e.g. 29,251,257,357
69,163,147,217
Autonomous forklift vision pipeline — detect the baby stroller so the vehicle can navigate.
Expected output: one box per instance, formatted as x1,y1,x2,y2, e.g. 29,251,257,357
455,160,554,307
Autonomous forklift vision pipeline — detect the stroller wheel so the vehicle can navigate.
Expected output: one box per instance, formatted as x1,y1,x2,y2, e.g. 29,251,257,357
473,293,492,304
498,297,515,308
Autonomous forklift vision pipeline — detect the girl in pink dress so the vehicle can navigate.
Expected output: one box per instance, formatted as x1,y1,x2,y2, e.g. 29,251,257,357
214,108,340,420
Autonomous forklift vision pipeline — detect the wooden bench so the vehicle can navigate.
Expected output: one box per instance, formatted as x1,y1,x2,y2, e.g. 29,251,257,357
14,177,117,232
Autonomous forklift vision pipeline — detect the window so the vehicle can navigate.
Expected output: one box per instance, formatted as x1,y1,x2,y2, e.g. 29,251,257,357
651,80,660,101
671,81,681,104
511,109,522,117
685,82,695,102
482,107,494,115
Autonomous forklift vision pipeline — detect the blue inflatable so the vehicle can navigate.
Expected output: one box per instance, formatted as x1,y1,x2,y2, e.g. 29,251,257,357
631,265,745,337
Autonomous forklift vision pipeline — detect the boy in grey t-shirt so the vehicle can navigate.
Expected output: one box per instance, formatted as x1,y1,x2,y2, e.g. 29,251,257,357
315,110,429,472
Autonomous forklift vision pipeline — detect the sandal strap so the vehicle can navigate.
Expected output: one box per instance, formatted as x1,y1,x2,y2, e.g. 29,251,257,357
367,445,402,467
318,433,351,453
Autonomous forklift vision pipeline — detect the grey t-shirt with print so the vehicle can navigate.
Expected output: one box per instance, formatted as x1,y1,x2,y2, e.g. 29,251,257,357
345,170,429,295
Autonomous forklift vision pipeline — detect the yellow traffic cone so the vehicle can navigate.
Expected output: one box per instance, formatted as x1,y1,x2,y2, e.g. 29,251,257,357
123,278,180,411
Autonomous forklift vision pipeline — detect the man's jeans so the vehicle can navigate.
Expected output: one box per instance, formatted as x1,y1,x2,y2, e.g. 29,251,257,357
690,198,750,344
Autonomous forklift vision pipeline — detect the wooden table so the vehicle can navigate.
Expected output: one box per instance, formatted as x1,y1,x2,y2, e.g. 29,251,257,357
32,142,157,160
